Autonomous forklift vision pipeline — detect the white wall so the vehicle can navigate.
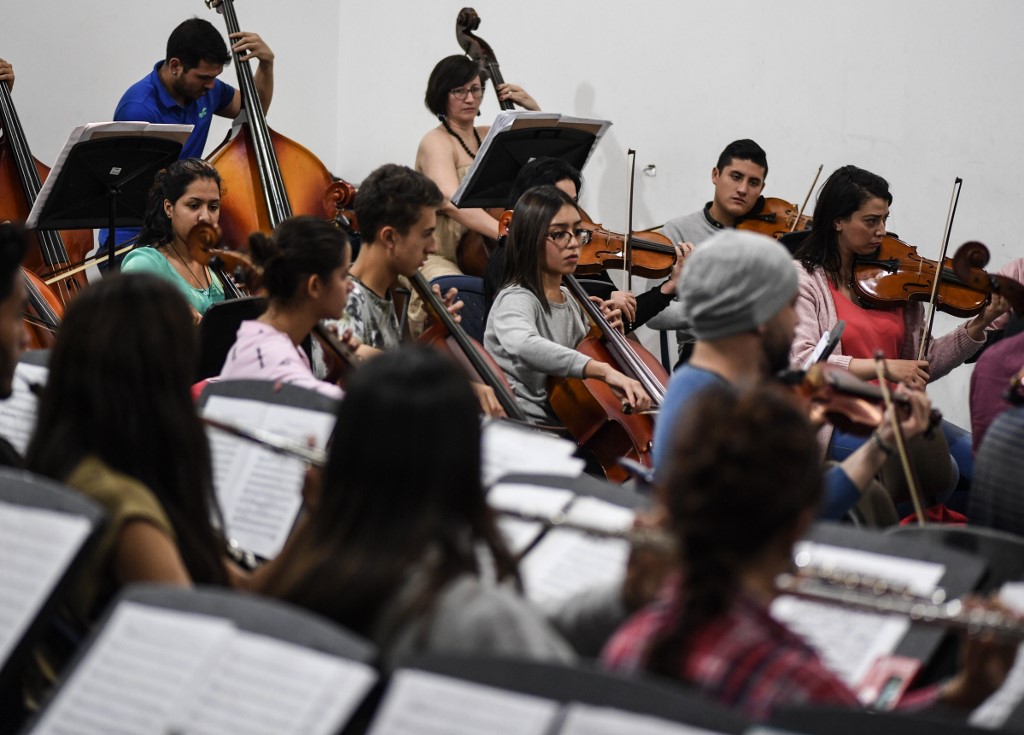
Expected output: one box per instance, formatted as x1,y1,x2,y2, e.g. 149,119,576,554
5,0,1023,428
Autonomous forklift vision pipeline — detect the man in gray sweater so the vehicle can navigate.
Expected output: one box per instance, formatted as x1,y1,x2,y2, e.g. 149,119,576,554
648,139,769,365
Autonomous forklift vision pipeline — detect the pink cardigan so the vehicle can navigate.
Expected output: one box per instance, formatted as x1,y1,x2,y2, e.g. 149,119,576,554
792,266,982,449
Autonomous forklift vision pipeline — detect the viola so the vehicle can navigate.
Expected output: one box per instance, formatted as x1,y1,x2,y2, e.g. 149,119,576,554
951,241,1024,317
736,197,813,240
204,0,357,252
0,76,92,304
576,218,676,279
412,272,526,421
853,234,991,318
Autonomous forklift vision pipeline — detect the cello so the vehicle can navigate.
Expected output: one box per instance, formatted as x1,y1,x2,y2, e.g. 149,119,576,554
412,271,530,422
203,0,356,252
549,274,668,483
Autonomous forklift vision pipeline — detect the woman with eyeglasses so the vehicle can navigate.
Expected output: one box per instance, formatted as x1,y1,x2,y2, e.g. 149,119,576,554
484,185,652,424
410,56,539,330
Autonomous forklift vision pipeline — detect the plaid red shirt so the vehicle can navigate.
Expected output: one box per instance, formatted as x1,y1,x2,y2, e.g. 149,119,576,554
602,587,863,721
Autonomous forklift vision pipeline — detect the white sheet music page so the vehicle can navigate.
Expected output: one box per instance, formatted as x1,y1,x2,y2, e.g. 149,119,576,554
970,582,1024,728
170,629,376,735
202,395,334,559
0,500,90,667
559,702,729,735
519,497,633,610
0,362,47,455
769,541,945,689
32,602,234,735
367,669,559,735
488,482,575,554
481,419,584,487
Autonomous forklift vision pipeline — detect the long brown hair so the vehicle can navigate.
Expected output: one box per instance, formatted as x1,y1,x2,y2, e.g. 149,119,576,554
646,385,822,677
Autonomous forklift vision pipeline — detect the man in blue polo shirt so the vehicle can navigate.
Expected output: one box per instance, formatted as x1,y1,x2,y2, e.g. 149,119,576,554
103,16,275,258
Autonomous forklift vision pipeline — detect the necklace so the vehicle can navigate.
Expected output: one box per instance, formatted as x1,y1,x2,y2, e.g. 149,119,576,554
165,241,211,290
441,117,481,159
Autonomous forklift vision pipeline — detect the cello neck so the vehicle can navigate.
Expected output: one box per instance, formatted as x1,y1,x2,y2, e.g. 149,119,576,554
0,80,72,268
212,0,291,226
564,275,665,404
410,272,527,421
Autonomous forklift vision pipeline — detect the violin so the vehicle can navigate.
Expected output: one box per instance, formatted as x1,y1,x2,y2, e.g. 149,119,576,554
412,271,526,421
736,197,813,240
952,241,1024,317
576,217,677,279
203,0,357,251
780,362,940,437
853,234,991,318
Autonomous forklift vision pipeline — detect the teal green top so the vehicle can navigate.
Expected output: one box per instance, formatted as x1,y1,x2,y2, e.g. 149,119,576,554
121,246,225,315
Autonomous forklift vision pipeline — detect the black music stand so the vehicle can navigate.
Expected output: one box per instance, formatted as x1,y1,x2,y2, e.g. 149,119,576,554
26,124,188,272
452,111,611,209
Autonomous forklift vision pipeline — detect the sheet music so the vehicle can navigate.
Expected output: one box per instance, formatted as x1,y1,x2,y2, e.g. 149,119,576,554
367,669,559,735
32,603,235,735
970,582,1024,728
0,501,91,667
481,420,584,487
559,702,728,735
451,110,612,208
27,122,193,228
0,361,47,455
488,483,576,555
170,629,376,735
770,542,945,689
202,395,335,558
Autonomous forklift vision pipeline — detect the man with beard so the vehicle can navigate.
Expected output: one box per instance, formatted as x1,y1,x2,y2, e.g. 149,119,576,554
104,16,275,253
0,225,29,466
652,230,931,524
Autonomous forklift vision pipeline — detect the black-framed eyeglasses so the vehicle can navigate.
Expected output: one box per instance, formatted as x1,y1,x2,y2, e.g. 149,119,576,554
547,228,592,248
449,85,486,100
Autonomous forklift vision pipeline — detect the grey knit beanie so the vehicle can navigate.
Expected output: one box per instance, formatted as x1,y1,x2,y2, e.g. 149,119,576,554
677,230,799,341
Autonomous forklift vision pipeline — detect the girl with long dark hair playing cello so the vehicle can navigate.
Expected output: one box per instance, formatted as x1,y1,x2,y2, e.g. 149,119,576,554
485,185,651,424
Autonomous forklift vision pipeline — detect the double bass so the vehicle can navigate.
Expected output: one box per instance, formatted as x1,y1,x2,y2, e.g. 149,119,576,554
0,75,92,347
452,7,513,277
203,0,356,252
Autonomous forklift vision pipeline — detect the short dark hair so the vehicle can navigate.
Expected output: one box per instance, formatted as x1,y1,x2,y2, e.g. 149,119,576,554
507,158,583,209
0,224,28,304
138,158,222,247
424,55,485,118
248,216,349,304
716,139,768,178
166,18,231,70
354,164,444,244
793,165,892,286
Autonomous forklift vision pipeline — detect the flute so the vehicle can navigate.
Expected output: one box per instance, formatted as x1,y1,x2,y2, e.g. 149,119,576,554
776,564,1023,643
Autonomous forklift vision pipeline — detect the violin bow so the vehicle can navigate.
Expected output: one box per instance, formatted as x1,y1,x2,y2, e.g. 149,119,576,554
793,165,823,232
873,352,926,526
623,149,637,299
917,177,963,362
